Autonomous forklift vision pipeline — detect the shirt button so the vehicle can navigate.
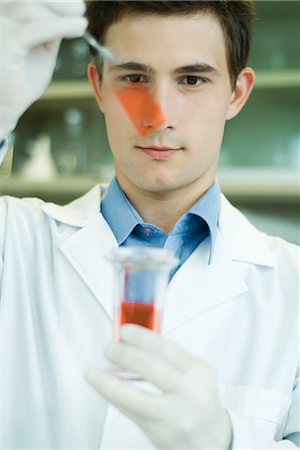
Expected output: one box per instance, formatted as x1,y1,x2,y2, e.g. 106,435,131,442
143,227,152,236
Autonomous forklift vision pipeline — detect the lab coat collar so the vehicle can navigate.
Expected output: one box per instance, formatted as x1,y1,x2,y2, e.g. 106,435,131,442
40,185,275,323
41,185,276,269
219,194,276,268
41,184,103,227
42,184,118,320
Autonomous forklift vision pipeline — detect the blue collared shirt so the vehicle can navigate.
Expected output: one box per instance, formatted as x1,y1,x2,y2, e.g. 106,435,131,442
101,177,220,277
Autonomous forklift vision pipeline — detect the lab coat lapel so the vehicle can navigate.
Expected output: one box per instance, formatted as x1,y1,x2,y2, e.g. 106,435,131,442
59,213,118,320
163,230,247,333
162,194,276,333
42,185,118,320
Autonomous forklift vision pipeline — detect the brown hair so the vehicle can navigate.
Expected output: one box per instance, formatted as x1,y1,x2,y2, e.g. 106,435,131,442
86,1,255,87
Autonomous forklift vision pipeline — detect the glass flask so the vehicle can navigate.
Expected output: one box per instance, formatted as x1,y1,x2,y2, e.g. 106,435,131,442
107,247,178,341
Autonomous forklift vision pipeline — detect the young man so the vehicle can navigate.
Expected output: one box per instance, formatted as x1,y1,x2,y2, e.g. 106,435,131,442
0,1,298,449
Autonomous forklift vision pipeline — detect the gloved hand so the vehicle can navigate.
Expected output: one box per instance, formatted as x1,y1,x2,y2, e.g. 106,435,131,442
86,325,232,450
0,0,88,139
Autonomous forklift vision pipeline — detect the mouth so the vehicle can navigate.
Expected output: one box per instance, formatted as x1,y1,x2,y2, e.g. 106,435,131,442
136,145,183,160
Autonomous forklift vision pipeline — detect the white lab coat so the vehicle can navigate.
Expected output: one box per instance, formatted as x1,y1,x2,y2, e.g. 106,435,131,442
0,185,299,449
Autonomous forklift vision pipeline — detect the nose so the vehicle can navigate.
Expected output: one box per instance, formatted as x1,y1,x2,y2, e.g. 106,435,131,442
141,83,178,134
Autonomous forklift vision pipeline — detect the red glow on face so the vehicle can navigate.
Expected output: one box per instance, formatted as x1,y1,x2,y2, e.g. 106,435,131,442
116,85,165,137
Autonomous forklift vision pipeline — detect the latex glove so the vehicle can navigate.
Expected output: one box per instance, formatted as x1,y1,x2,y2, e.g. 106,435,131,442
0,0,88,139
86,325,232,450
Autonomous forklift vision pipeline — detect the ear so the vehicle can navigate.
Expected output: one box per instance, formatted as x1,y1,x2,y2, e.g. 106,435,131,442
226,67,255,120
87,62,104,112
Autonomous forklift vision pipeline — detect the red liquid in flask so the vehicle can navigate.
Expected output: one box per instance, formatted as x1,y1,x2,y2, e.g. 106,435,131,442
120,301,155,329
115,302,163,341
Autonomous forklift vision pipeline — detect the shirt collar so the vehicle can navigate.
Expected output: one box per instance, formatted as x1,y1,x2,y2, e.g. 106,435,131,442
187,181,220,263
101,177,220,262
100,177,140,245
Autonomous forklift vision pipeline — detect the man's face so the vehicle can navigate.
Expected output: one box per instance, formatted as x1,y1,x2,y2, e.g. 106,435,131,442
94,13,240,196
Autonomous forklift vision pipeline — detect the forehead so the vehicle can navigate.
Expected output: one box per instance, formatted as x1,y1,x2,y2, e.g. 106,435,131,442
104,13,228,71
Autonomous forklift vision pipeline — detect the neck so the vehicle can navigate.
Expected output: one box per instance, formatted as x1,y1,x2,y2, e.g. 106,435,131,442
116,176,215,234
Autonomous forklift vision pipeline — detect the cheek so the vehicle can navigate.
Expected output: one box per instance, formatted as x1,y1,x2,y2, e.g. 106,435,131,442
184,95,228,154
102,100,130,143
102,90,144,140
187,88,231,122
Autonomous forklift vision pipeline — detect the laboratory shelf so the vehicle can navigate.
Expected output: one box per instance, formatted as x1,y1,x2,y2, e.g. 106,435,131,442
218,167,299,204
1,168,299,205
41,81,95,101
254,69,300,88
0,176,96,201
35,69,300,105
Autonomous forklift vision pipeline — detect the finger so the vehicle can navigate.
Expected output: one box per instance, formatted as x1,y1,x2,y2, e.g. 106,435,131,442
40,0,86,17
1,1,86,18
20,16,88,46
104,342,183,393
120,325,203,372
85,368,162,419
2,2,87,45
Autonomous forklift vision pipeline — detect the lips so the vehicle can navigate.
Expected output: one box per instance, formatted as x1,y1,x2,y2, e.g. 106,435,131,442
136,145,182,160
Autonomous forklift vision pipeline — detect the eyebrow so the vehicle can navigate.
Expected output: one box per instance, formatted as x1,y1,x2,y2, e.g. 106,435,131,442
108,61,219,76
174,64,219,75
109,62,155,74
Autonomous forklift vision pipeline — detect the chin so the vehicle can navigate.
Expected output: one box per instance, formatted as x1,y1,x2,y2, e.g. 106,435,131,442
135,176,183,194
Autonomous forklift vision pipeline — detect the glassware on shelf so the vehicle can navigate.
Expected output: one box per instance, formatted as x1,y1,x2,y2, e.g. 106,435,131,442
20,134,58,180
56,108,87,174
53,38,91,80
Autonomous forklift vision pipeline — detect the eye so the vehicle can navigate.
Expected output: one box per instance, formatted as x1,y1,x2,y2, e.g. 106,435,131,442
122,74,148,83
180,76,206,86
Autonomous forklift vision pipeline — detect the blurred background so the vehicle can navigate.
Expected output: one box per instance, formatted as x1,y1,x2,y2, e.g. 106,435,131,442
0,0,299,244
